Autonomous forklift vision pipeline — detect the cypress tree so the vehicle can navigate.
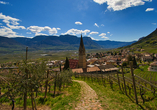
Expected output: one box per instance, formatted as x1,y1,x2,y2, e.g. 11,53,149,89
63,57,69,70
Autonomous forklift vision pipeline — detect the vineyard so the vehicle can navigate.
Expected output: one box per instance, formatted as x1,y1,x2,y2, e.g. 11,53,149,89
0,61,79,110
74,62,157,109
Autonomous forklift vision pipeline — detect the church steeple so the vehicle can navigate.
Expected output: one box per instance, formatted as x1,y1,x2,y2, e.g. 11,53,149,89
79,34,85,55
78,34,86,72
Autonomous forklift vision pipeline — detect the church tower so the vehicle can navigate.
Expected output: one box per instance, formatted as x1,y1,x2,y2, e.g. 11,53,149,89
78,34,87,72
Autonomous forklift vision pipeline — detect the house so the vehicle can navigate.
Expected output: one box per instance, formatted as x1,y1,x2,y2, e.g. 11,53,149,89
141,49,145,52
98,64,119,72
141,56,153,62
69,59,78,69
72,67,101,73
87,67,100,73
72,68,83,73
106,60,116,65
148,61,157,72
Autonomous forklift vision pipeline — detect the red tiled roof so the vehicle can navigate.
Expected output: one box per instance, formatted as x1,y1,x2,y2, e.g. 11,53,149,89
69,59,78,69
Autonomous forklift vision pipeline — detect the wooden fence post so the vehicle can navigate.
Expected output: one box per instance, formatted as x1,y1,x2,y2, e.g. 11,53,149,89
91,73,93,83
84,73,85,81
26,47,28,61
116,71,121,91
130,61,138,104
0,87,1,96
24,47,28,110
44,69,49,98
101,71,103,85
122,66,127,95
53,72,57,98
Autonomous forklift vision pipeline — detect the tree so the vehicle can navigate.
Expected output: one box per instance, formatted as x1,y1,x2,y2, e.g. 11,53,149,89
132,56,137,67
127,55,132,63
122,62,127,67
0,60,46,110
127,55,137,68
63,57,69,70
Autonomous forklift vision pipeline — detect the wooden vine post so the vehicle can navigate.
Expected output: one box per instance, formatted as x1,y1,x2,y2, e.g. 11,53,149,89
53,72,57,98
130,61,138,104
24,47,28,110
122,66,127,95
0,87,1,96
116,71,121,91
44,69,49,98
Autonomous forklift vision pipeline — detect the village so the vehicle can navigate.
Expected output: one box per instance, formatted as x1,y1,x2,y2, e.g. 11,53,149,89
45,49,157,73
1,48,157,73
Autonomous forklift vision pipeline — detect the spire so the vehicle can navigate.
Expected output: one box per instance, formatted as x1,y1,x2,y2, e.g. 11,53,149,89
79,34,85,55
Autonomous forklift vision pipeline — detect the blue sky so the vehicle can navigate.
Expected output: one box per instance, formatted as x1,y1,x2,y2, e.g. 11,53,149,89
0,0,156,41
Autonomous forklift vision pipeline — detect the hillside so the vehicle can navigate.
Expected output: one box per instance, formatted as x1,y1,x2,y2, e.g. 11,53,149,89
0,36,23,48
96,40,136,49
120,28,157,53
0,36,25,53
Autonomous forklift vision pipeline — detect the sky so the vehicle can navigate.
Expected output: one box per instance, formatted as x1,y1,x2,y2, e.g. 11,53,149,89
0,0,157,42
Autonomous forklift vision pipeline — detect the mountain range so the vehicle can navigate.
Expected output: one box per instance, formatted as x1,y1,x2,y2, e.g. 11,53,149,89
0,34,136,53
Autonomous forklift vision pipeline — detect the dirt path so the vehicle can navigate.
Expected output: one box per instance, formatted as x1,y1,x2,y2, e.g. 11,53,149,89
73,80,103,110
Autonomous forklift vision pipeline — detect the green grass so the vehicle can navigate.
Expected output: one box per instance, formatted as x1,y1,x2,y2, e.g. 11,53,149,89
0,81,81,110
73,76,157,110
124,65,157,82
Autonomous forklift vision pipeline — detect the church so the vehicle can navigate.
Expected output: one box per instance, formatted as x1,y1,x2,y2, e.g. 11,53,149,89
70,34,100,73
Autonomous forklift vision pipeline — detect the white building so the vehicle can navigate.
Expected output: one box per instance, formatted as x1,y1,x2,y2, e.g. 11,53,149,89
148,61,157,72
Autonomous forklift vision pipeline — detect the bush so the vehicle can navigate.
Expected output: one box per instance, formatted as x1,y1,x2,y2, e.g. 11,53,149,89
0,97,10,103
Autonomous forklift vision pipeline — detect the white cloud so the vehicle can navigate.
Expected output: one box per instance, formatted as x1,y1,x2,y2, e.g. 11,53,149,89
101,36,108,39
53,35,59,37
27,26,58,35
0,1,9,4
0,13,26,29
101,24,104,26
57,28,61,30
62,28,90,35
0,26,24,37
0,13,19,25
110,34,113,36
90,31,99,34
145,8,154,12
49,28,57,35
144,0,152,2
107,32,110,34
35,33,48,36
93,0,152,11
75,21,83,25
99,33,106,36
27,26,44,33
43,26,51,31
26,32,32,34
152,23,156,25
93,0,106,5
94,23,99,27
99,33,109,39
6,23,26,29
90,37,99,41
82,29,90,35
